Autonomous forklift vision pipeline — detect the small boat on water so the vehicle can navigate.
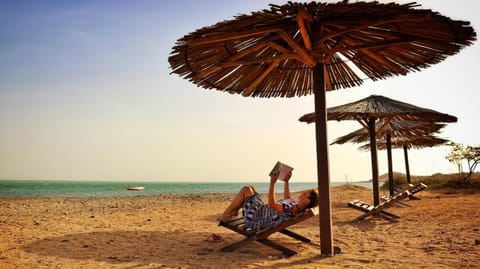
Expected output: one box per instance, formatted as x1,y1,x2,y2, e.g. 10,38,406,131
126,186,145,191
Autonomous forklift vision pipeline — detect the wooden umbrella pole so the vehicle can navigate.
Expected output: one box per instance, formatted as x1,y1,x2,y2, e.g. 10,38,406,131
404,145,411,184
368,118,380,206
387,133,394,196
312,63,334,256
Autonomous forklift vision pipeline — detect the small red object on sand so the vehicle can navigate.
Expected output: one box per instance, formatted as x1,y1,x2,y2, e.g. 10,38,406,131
205,233,224,243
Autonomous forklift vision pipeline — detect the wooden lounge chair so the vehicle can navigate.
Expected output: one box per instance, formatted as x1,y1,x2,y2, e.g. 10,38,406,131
381,182,428,205
405,183,428,200
348,190,411,222
387,182,428,200
218,207,318,256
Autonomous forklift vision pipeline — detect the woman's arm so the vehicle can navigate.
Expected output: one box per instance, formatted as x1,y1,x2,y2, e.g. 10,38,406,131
283,171,292,199
268,173,284,212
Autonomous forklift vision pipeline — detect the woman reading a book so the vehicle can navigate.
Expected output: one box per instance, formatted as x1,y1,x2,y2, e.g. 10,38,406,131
217,170,318,231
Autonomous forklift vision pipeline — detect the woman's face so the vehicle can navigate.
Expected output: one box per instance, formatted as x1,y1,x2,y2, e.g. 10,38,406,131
298,191,311,205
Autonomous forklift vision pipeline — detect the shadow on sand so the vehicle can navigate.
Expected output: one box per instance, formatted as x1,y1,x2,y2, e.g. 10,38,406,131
23,230,318,268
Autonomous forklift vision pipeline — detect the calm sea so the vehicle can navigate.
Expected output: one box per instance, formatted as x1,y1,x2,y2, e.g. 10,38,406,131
0,180,372,198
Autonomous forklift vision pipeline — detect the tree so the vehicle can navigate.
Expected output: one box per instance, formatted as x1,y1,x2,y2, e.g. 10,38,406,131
445,142,480,185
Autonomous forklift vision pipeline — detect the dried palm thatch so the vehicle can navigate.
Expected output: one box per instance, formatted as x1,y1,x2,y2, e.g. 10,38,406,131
331,120,446,145
169,2,476,98
299,95,458,123
360,135,449,150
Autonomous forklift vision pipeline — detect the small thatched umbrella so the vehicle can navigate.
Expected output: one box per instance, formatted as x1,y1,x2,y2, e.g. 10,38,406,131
298,95,457,205
359,135,450,185
332,120,446,145
332,120,448,195
169,2,475,256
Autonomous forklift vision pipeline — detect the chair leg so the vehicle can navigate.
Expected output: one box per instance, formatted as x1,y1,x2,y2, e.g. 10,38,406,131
221,236,298,256
280,229,311,243
220,236,258,252
258,239,297,256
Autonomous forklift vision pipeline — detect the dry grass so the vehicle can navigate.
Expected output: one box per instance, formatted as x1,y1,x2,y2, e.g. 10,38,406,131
380,172,480,194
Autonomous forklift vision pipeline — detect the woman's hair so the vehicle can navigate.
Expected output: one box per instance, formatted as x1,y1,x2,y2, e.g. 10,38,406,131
307,189,319,208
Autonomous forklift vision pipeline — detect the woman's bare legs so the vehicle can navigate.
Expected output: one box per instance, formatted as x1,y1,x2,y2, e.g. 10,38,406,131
217,186,256,220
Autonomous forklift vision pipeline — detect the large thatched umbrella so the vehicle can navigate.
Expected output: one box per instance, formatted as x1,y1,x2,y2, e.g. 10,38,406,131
169,2,475,256
298,95,457,205
331,120,448,195
360,135,450,185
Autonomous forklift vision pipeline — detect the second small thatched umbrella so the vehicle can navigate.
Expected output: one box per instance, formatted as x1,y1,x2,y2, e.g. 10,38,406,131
331,120,448,195
299,95,457,205
360,135,450,186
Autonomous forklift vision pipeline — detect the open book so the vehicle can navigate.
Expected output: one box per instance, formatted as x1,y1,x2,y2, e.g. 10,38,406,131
269,161,294,181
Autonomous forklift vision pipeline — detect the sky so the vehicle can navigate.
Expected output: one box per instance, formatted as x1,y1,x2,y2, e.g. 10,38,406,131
0,0,479,183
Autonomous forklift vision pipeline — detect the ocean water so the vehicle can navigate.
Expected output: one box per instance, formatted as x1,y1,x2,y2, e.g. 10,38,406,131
0,180,372,198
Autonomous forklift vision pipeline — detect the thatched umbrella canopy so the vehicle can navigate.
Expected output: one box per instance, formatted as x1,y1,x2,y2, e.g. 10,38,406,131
332,120,447,194
169,1,475,256
299,95,459,123
365,135,450,150
299,95,457,205
331,120,446,144
360,135,450,185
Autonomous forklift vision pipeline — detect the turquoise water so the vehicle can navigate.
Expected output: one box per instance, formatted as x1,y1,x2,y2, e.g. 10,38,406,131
0,180,372,198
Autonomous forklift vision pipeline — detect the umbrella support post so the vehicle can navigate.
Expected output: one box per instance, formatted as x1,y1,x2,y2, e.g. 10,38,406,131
368,118,380,206
387,133,394,196
404,145,411,184
312,64,334,257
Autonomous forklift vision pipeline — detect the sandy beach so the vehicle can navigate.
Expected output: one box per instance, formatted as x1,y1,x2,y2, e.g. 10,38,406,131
1,185,479,268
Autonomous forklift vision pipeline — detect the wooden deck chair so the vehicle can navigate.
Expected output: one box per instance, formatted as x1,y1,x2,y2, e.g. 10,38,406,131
381,194,412,207
381,182,428,205
348,190,411,222
218,207,318,256
405,183,428,200
389,182,428,200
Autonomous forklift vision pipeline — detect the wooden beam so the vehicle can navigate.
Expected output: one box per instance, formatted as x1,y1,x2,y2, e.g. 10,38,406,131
320,37,419,54
188,27,316,67
318,13,433,43
343,38,404,74
242,59,279,96
323,64,333,91
377,117,394,133
192,39,294,79
354,115,369,129
296,8,313,51
218,53,301,67
324,37,346,63
188,27,277,46
192,66,223,81
267,41,294,55
276,29,317,67
192,42,269,81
